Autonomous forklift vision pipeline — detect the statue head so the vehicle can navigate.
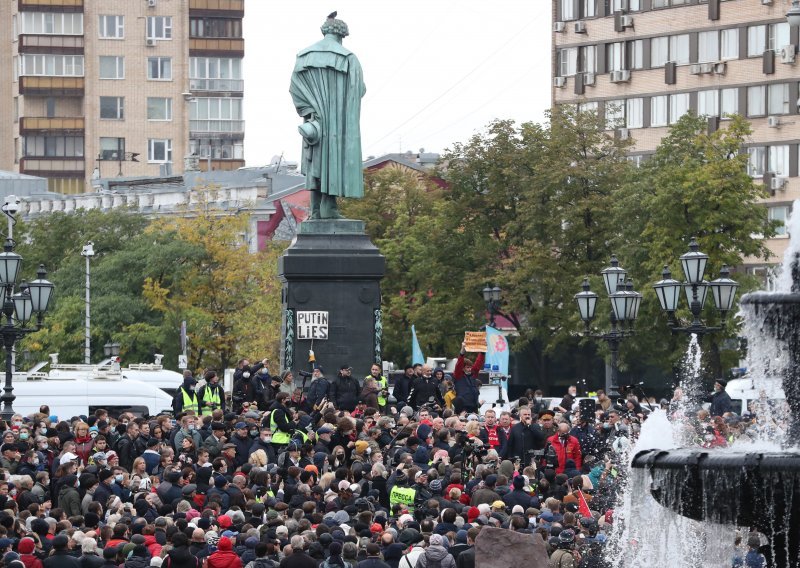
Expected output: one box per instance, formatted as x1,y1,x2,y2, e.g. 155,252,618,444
321,17,349,39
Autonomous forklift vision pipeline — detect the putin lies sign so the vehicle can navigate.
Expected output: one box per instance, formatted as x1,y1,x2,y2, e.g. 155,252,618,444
297,311,329,340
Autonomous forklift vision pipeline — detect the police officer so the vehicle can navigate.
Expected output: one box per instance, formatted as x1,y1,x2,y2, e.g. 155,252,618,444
268,392,296,454
198,370,225,416
173,372,199,415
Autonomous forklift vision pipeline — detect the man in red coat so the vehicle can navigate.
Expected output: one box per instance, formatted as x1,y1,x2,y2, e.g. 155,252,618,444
548,422,582,474
453,341,486,414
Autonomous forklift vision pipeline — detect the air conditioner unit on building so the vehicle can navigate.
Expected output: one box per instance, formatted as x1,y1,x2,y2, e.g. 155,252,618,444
768,115,781,128
610,69,631,83
148,0,157,6
771,176,787,191
690,64,702,75
714,62,727,75
620,15,634,29
574,21,587,34
554,76,567,88
617,128,630,140
699,63,715,73
146,38,156,46
554,21,566,33
781,45,796,63
584,72,596,86
761,0,773,5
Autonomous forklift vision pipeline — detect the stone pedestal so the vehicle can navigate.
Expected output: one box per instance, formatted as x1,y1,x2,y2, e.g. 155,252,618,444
278,219,385,379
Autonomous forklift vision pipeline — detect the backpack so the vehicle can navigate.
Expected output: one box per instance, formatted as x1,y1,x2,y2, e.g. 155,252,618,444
321,560,352,568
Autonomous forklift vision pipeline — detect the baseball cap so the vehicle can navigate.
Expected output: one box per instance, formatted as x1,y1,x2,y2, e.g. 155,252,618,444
59,452,78,464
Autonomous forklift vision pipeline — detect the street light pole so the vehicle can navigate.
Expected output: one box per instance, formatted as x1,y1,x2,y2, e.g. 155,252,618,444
81,241,95,364
482,285,502,328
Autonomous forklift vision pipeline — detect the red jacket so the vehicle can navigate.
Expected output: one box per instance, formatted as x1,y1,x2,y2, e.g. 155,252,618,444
547,433,582,474
20,554,43,568
205,551,242,568
143,534,162,558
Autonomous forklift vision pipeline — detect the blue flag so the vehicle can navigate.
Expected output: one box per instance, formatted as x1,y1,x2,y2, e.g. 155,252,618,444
485,326,509,375
411,325,425,365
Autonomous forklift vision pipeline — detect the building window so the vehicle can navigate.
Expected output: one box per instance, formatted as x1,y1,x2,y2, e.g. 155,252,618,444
561,0,576,21
698,89,719,117
584,0,596,18
651,95,668,127
147,57,172,80
747,85,766,117
580,46,597,73
99,15,124,39
631,40,644,70
100,97,124,120
669,93,690,124
769,22,791,52
651,36,669,68
770,206,789,236
146,16,172,40
579,101,598,114
23,135,84,158
606,100,625,129
613,0,640,9
698,31,719,63
558,48,578,77
768,84,790,115
747,146,766,177
18,54,84,77
607,42,625,72
721,29,739,60
190,97,244,132
148,139,173,163
769,145,790,177
99,137,125,160
670,34,690,65
99,56,124,79
748,25,766,57
190,138,244,160
20,12,83,35
627,98,643,128
189,17,242,38
147,97,173,121
721,88,738,116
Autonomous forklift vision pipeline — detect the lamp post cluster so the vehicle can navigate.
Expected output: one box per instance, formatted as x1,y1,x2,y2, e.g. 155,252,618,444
652,238,739,336
0,240,54,420
482,285,502,328
574,255,642,396
103,341,121,359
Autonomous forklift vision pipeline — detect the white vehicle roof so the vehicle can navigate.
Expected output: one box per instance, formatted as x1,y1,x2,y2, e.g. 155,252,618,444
725,377,785,400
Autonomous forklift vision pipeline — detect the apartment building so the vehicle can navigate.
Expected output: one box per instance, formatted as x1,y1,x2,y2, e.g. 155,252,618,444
0,0,245,194
552,0,799,274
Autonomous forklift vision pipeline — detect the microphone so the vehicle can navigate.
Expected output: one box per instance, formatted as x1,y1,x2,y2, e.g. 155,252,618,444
622,382,644,389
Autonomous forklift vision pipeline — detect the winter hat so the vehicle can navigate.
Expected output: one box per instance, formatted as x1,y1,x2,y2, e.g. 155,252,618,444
429,479,443,493
329,541,343,556
455,530,468,544
467,507,480,523
513,476,525,490
18,538,36,555
512,505,525,514
354,440,369,453
429,534,443,547
484,475,497,487
217,537,232,552
416,424,432,441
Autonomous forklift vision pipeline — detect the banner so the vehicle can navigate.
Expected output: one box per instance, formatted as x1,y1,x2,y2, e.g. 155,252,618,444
411,325,425,365
464,331,487,353
485,326,509,375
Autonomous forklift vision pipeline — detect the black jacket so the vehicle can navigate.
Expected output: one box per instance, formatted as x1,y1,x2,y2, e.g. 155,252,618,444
329,375,361,411
408,376,444,408
500,422,546,462
80,554,105,568
306,377,331,408
392,375,414,406
164,546,201,568
357,559,392,568
708,390,733,417
44,551,82,568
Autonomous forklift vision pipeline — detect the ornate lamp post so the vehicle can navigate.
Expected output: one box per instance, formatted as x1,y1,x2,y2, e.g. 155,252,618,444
482,285,502,328
0,243,54,420
103,341,121,359
574,255,642,396
653,237,739,335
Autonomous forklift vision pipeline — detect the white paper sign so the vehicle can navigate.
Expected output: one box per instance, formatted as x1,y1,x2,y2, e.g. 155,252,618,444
297,311,329,340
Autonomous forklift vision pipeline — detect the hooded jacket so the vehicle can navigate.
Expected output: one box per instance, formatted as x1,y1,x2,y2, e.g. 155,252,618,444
206,538,242,568
414,545,455,568
58,476,81,517
165,545,201,568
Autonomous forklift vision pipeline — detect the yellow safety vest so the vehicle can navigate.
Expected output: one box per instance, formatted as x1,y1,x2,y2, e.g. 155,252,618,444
201,385,221,416
270,409,292,445
389,486,416,512
366,374,388,407
181,388,199,414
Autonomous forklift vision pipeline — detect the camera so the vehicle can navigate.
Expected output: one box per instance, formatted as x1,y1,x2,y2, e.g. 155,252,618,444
298,370,313,378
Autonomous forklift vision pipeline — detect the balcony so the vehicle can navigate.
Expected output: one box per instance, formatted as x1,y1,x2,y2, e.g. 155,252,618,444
20,157,84,177
189,78,244,93
18,35,84,55
19,76,84,96
189,37,244,56
198,159,245,172
18,0,83,12
189,0,244,17
190,119,245,135
20,116,85,134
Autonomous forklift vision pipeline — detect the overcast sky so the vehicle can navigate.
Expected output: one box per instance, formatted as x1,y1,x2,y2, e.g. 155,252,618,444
242,1,552,166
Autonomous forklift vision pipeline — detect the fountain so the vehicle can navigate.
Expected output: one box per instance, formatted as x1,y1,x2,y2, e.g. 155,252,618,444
631,211,800,568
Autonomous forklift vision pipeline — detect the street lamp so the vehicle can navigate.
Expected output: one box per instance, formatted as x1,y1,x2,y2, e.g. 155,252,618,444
653,237,739,335
103,341,121,358
0,241,54,420
575,255,642,396
482,285,502,328
81,241,94,364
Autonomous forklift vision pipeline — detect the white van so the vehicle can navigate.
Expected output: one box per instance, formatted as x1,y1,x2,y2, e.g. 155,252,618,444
9,372,174,418
723,377,786,415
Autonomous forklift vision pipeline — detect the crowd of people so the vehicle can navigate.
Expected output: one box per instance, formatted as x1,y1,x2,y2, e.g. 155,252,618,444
0,343,770,568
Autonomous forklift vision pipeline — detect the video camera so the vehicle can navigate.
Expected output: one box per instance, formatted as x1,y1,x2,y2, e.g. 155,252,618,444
298,370,313,378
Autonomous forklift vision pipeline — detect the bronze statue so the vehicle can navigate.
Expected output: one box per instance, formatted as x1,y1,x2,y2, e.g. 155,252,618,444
290,14,366,220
